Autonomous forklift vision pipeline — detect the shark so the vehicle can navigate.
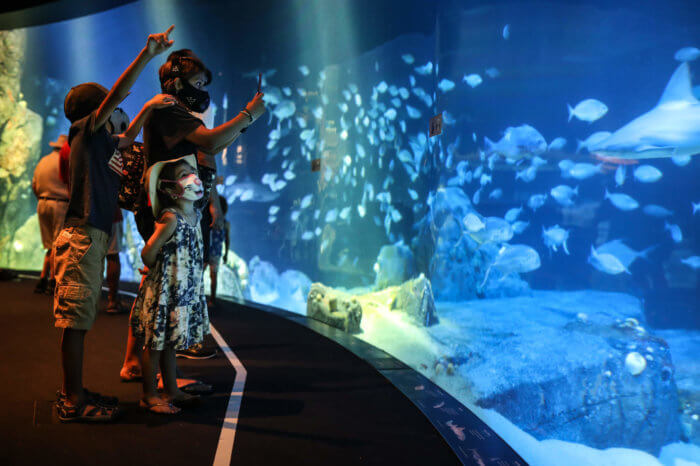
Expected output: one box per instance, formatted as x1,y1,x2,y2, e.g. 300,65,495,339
588,62,700,160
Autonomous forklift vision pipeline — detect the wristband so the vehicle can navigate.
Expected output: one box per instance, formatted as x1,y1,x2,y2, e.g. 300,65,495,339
241,109,253,123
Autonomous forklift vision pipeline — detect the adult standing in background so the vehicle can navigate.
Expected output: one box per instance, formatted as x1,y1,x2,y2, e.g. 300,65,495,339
32,134,70,295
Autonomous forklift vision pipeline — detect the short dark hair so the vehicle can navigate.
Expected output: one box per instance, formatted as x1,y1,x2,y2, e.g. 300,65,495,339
159,49,212,95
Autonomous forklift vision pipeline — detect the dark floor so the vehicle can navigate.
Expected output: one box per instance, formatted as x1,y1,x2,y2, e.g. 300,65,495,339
0,277,462,466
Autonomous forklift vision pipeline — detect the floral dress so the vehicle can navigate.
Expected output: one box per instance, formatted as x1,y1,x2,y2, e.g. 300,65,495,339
131,208,209,350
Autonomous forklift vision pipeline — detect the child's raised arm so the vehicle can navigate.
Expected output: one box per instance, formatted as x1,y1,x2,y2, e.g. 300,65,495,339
95,25,176,132
141,210,177,268
116,94,177,149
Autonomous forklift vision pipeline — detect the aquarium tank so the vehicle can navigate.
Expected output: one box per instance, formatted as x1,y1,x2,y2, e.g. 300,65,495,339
0,0,698,464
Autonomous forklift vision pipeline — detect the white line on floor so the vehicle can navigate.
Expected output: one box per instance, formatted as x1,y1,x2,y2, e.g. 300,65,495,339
209,324,247,466
110,287,246,465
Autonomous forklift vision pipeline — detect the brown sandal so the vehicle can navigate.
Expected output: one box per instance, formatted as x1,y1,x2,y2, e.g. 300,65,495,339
57,398,121,422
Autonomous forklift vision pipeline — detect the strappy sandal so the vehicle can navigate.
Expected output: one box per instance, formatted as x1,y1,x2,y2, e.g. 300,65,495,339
56,398,121,423
139,398,181,415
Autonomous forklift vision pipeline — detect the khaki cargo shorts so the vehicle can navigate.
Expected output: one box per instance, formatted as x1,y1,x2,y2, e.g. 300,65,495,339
53,225,109,330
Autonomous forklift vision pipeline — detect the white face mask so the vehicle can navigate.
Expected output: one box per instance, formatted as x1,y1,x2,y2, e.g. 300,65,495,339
177,173,204,200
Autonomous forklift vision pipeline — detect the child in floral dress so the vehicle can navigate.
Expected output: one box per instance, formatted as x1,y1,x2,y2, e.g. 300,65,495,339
131,154,208,414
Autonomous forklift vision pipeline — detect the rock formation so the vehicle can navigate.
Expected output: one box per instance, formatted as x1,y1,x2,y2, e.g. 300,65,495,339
374,240,415,289
307,282,363,333
0,30,43,269
389,273,438,326
413,187,531,301
429,290,681,455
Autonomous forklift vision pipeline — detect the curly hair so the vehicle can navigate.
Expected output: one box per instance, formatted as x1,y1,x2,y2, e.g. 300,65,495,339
159,49,212,95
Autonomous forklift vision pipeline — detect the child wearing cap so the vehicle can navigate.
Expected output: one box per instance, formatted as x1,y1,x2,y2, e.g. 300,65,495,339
131,155,209,414
53,25,177,423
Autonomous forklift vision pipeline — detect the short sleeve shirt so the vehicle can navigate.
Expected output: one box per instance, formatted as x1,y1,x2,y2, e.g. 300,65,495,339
143,103,203,167
32,150,70,200
64,110,121,234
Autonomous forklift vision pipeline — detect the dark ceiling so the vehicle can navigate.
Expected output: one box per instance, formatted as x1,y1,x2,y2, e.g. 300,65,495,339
0,0,437,71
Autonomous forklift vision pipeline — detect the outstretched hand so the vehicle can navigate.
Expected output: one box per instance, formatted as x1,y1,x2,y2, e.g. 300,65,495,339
146,25,175,57
147,93,177,109
245,92,266,120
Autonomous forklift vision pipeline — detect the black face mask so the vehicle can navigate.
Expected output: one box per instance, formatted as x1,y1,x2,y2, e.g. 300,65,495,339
177,79,210,113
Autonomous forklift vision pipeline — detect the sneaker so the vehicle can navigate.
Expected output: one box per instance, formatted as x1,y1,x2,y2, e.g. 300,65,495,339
176,343,217,360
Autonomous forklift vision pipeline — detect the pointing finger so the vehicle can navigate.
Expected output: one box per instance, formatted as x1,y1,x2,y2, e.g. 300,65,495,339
164,24,175,38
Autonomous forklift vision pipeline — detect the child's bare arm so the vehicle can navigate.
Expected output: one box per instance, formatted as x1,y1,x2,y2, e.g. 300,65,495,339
141,211,177,268
117,94,177,149
95,25,175,132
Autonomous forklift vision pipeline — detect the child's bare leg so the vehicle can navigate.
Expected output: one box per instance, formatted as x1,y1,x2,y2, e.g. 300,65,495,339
120,323,142,378
61,328,86,405
120,275,146,378
209,264,218,303
160,347,185,398
105,254,120,307
141,347,162,402
141,347,179,414
161,347,201,403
